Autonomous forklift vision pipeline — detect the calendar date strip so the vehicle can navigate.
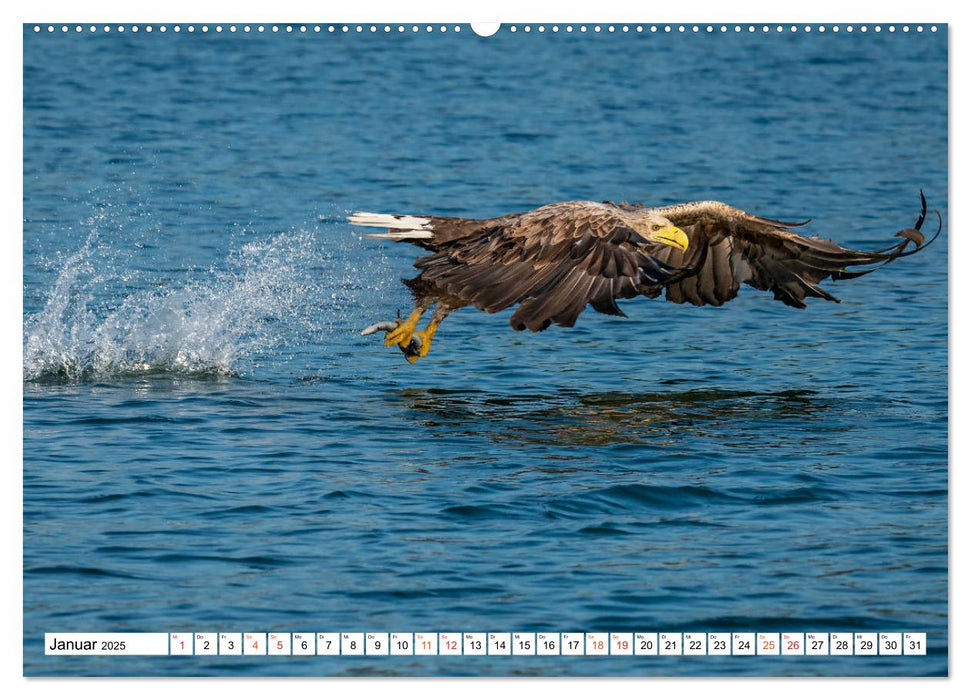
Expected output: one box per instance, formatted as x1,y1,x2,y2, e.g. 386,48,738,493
45,631,927,657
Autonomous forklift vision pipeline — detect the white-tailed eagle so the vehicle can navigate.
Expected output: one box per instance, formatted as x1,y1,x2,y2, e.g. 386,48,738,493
349,194,939,362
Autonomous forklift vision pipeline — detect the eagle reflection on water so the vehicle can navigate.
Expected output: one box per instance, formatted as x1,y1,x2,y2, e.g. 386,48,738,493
395,387,832,450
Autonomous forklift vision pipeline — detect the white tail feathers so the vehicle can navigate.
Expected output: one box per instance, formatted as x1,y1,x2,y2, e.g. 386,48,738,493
348,211,435,240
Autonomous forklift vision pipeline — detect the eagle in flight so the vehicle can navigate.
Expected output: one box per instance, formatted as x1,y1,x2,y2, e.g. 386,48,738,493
349,194,938,363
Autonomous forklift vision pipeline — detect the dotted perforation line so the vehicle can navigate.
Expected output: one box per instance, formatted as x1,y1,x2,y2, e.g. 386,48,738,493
30,24,939,35
506,24,936,34
30,24,466,34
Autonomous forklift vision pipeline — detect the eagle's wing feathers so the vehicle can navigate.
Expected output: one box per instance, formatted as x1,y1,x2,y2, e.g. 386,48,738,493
406,195,937,332
650,197,937,309
413,202,675,331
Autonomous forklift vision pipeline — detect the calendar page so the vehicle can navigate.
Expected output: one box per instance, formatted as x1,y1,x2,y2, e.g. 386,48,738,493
22,18,947,677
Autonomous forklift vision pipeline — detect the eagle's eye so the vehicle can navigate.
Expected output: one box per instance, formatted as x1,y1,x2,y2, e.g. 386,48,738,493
651,224,661,231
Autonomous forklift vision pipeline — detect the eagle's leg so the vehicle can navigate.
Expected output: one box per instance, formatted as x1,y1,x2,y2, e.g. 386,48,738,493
402,303,454,364
384,303,427,349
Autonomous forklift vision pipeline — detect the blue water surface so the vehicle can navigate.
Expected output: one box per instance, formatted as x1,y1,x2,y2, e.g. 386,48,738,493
23,25,947,676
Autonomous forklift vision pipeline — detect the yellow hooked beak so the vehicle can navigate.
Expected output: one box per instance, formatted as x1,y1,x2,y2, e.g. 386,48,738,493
652,226,690,252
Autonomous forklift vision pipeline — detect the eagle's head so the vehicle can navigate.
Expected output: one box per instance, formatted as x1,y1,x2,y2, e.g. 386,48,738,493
641,213,689,252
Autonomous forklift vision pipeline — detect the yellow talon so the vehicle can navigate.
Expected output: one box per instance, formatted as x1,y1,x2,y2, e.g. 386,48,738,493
412,332,432,358
402,321,440,363
384,308,423,348
415,322,440,357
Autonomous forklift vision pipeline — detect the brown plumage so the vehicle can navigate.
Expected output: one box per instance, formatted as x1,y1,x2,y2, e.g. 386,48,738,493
350,193,939,362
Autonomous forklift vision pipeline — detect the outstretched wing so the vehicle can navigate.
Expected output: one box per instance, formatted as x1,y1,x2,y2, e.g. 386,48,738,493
646,193,939,309
413,202,678,331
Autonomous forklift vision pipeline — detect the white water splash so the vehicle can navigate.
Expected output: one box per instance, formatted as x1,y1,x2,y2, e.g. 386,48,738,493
23,231,327,381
